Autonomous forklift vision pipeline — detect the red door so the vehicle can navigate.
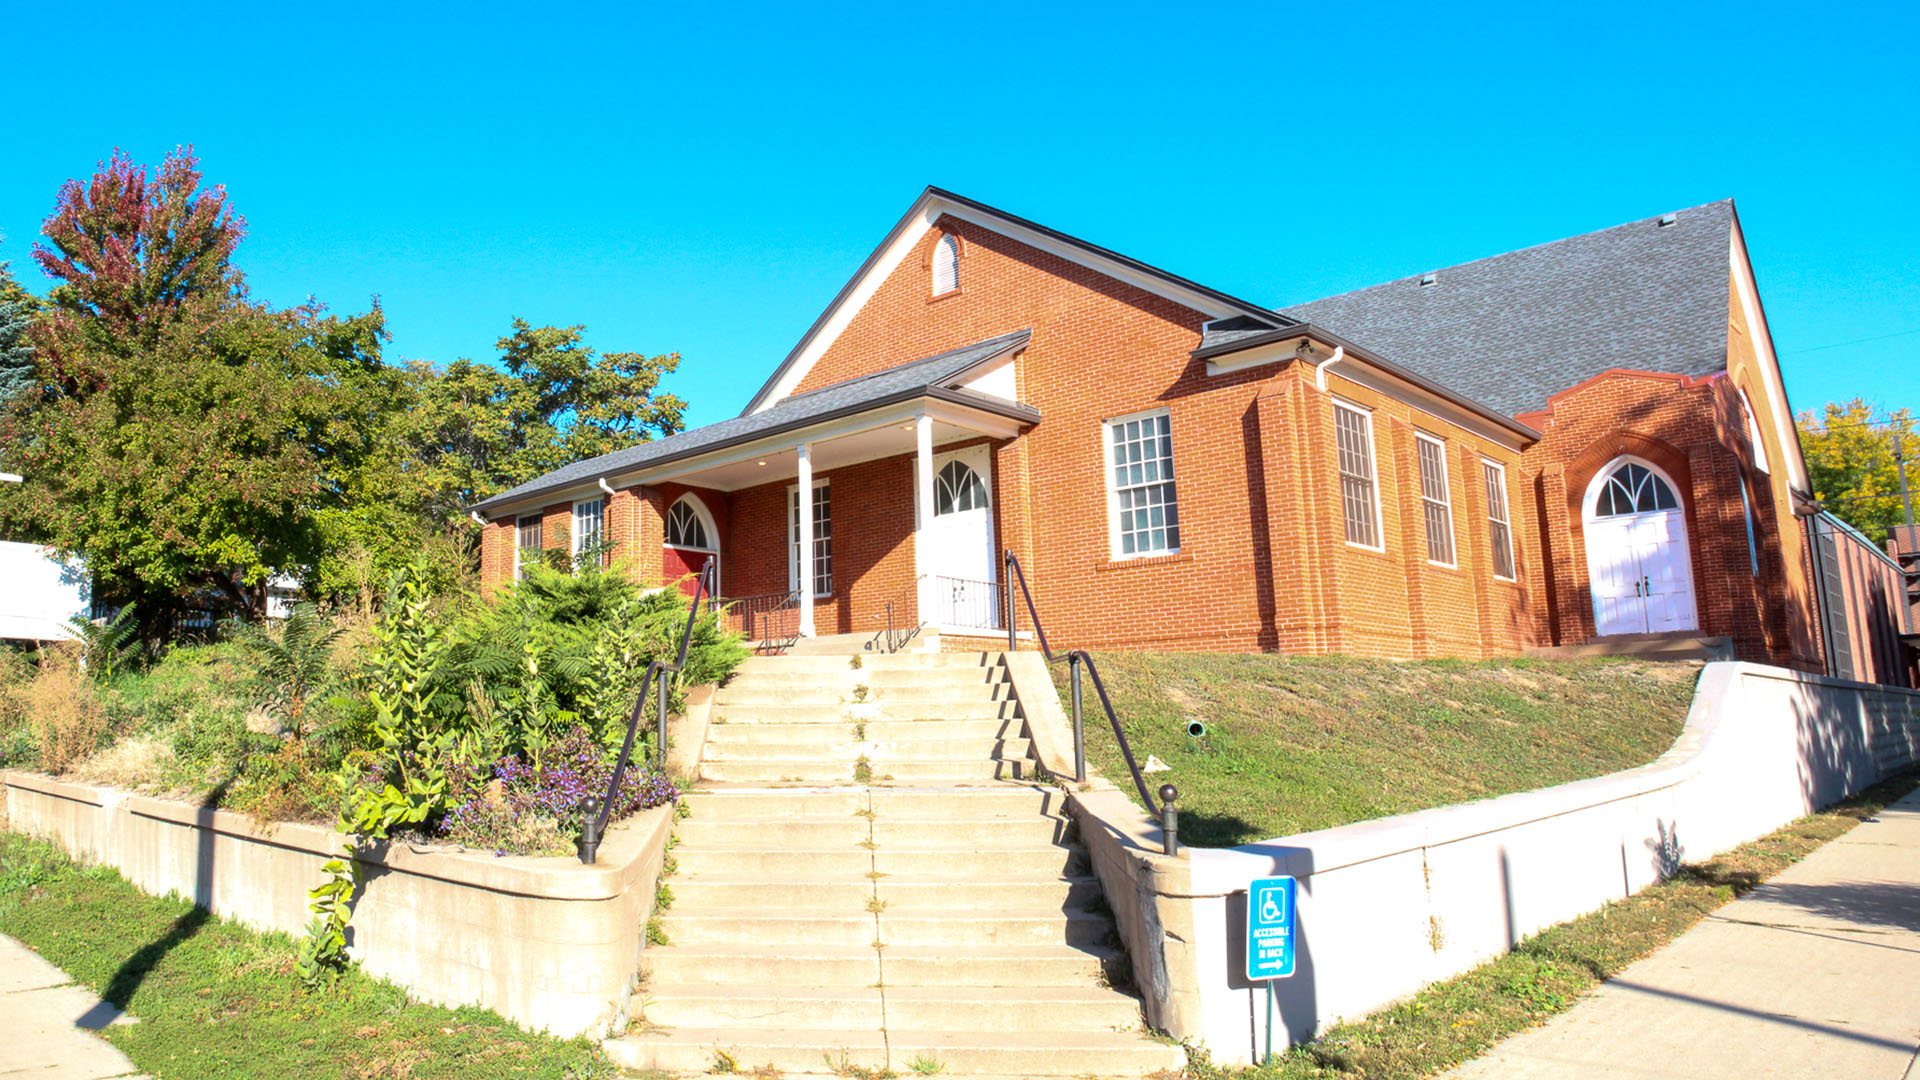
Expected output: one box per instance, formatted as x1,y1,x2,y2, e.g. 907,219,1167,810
662,546,713,597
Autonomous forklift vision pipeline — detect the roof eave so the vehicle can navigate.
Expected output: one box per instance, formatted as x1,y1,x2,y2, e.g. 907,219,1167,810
1195,324,1541,442
469,386,1038,518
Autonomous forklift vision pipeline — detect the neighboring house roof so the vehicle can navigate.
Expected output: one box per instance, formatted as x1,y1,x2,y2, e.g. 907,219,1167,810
1278,200,1736,418
738,187,1296,416
473,330,1035,516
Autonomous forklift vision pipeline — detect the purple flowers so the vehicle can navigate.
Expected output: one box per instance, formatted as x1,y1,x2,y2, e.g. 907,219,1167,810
436,725,677,854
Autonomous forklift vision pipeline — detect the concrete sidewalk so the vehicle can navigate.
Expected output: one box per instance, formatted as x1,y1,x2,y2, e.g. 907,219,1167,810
1445,789,1920,1079
0,935,145,1079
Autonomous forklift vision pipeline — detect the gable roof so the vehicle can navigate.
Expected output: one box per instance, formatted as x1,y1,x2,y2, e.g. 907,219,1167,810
1279,200,1736,418
739,187,1296,416
472,330,1034,516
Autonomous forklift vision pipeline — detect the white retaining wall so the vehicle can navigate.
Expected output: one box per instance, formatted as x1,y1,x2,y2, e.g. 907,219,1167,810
1187,661,1920,1065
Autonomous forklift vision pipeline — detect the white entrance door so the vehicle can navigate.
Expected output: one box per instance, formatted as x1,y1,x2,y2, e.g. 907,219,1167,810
922,446,998,628
1583,460,1699,636
1633,512,1698,632
1587,516,1646,635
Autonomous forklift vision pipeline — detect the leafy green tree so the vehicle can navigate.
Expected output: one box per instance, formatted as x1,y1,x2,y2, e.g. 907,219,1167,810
1797,398,1920,543
403,321,688,515
226,603,349,736
0,148,388,624
0,235,36,406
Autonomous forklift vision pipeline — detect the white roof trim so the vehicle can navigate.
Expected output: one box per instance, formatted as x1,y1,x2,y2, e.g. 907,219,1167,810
1729,220,1811,495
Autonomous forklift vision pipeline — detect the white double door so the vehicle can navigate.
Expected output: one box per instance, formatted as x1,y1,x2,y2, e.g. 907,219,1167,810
918,445,999,629
1588,510,1698,635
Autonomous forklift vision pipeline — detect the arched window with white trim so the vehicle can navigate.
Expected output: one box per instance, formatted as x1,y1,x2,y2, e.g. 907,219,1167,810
1740,388,1770,474
931,234,960,295
665,497,714,551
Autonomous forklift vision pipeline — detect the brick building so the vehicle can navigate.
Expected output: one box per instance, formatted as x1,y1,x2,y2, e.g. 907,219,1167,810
471,190,1825,669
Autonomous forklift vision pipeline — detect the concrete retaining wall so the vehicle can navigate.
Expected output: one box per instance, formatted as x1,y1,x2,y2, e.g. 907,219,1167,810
2,771,673,1037
1185,662,1920,1064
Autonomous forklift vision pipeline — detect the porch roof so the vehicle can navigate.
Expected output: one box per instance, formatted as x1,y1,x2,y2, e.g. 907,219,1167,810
472,330,1035,516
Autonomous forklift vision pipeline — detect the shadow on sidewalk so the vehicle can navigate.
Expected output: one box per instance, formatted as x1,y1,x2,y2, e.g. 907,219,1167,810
1609,979,1918,1054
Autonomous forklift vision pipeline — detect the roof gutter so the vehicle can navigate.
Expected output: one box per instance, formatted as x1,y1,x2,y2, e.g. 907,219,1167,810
1193,324,1540,442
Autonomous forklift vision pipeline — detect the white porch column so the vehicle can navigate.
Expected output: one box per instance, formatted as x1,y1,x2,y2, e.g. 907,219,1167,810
796,442,815,637
914,413,936,621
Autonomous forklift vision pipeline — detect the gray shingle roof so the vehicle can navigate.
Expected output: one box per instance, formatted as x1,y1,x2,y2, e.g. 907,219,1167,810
473,330,1033,515
1279,200,1735,418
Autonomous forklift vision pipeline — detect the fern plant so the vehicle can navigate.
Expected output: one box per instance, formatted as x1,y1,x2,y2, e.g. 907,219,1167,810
227,603,348,736
64,605,139,681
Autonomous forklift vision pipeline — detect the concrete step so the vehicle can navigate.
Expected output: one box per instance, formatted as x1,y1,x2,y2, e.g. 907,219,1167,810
668,874,875,910
881,985,1142,1031
880,943,1118,987
865,760,1043,783
700,737,864,761
673,817,870,848
708,704,864,724
713,700,1020,724
867,785,1067,817
874,846,1086,877
881,1029,1183,1077
864,717,1024,741
879,909,1110,948
605,1026,889,1076
872,681,1016,703
738,653,999,674
657,909,878,947
867,736,1033,762
679,789,866,818
713,686,856,707
870,815,1070,847
698,760,859,784
672,848,872,877
635,985,885,1030
641,942,880,987
873,875,1100,909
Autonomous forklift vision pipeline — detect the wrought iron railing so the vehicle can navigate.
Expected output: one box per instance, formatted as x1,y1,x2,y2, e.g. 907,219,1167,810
874,574,1006,653
1002,551,1167,829
579,560,714,864
725,590,801,654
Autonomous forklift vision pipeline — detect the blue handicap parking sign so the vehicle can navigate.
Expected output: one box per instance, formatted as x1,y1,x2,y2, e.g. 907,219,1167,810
1245,876,1297,980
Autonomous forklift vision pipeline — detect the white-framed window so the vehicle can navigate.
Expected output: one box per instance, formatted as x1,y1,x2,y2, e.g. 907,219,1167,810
1333,401,1383,549
932,233,960,295
1482,460,1516,581
788,479,832,597
1739,387,1770,475
1103,409,1180,558
1415,433,1456,566
1740,471,1762,576
665,496,714,550
515,515,543,581
572,497,605,564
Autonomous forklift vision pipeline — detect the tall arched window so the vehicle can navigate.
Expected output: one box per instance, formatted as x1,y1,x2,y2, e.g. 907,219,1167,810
931,234,960,295
1740,388,1770,474
934,459,987,514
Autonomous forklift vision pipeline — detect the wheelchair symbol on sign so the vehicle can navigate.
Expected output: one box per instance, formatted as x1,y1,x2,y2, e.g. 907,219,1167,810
1260,889,1284,923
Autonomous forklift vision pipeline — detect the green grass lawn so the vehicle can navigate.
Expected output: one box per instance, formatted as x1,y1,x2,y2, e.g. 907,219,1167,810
1053,652,1699,846
0,831,614,1080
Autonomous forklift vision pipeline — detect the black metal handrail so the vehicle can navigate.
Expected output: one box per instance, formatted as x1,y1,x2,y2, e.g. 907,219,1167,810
579,560,714,863
1002,550,1161,816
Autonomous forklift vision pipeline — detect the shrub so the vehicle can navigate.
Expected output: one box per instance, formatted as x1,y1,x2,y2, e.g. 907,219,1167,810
19,647,111,774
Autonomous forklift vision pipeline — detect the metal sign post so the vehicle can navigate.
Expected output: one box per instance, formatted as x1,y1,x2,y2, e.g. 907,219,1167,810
1245,875,1298,1065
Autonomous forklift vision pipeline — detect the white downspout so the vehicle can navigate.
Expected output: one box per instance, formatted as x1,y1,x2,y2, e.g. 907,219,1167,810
598,478,616,498
1313,345,1346,392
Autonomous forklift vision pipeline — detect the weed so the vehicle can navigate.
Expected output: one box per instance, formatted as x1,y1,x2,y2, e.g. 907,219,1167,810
852,684,870,703
823,1049,893,1079
849,655,863,670
654,882,674,912
646,916,670,946
712,1048,739,1073
865,896,888,913
907,1053,944,1075
853,721,867,741
854,755,873,783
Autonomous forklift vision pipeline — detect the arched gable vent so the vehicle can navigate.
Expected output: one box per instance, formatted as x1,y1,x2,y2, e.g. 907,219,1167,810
931,234,960,295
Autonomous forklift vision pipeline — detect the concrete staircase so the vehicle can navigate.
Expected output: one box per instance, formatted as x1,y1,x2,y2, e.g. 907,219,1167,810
605,653,1183,1078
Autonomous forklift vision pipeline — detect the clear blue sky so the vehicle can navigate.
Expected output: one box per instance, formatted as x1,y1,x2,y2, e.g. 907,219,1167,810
3,1,1914,430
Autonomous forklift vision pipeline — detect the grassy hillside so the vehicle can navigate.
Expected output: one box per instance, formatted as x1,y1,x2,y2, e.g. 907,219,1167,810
1052,652,1698,847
